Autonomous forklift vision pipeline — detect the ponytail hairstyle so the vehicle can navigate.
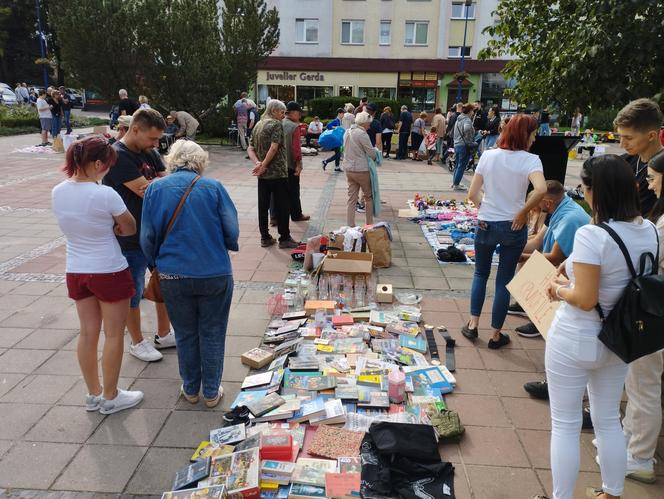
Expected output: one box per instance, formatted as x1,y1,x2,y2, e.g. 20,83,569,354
63,135,117,177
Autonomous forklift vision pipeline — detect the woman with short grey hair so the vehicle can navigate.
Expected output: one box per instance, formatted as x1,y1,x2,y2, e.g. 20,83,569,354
141,139,239,408
264,99,287,119
342,111,378,226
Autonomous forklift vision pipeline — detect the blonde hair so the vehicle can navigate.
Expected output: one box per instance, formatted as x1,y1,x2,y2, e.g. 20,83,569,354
344,103,355,113
264,99,286,119
420,112,427,119
138,95,149,104
355,111,372,126
164,139,208,173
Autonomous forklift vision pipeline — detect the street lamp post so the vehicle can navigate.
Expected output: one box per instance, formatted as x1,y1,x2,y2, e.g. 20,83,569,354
455,0,473,102
35,0,49,88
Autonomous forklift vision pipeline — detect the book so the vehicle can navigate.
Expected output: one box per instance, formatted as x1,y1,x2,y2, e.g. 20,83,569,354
287,483,327,499
369,310,398,327
250,395,302,423
356,374,382,387
304,376,337,391
261,460,296,477
309,425,363,459
241,371,274,390
232,389,269,409
274,338,302,357
241,348,274,369
331,314,353,326
190,441,235,462
162,484,226,499
334,385,359,400
260,485,290,499
291,458,338,487
399,335,428,353
283,310,307,320
325,472,361,498
283,369,322,389
337,456,361,474
210,424,246,446
268,355,289,371
276,321,303,335
408,366,454,394
357,391,390,408
246,392,286,417
260,434,294,461
226,448,261,498
309,399,346,426
289,398,326,423
172,458,210,490
386,321,420,337
234,433,261,453
288,356,320,371
261,472,291,486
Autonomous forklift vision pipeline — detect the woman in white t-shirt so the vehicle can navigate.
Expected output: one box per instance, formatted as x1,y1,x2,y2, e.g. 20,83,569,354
542,155,658,499
52,136,144,415
464,114,547,349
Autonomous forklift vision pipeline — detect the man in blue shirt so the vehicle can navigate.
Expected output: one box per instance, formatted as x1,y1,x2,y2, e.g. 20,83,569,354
514,180,590,339
396,105,412,160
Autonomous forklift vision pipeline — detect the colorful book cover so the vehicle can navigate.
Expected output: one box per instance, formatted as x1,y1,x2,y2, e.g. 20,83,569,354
289,398,326,423
308,425,363,459
260,460,296,476
291,458,338,487
283,369,323,389
408,366,454,394
246,392,286,417
357,391,389,408
161,484,226,499
209,423,246,446
287,483,328,499
241,371,274,390
337,456,361,474
325,472,361,498
226,447,261,498
232,389,269,409
399,335,428,353
334,385,359,400
190,441,234,462
172,458,210,490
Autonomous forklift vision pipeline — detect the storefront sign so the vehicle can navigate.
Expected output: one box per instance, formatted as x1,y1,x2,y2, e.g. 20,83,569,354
266,71,326,82
411,81,437,88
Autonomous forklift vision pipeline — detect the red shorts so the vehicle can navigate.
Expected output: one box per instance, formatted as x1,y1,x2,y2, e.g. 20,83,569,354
66,269,135,303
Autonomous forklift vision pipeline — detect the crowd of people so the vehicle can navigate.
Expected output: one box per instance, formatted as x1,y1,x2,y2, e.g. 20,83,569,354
47,88,663,499
35,85,75,146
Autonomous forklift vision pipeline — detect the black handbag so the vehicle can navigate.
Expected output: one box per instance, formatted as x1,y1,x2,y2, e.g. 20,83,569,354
595,222,664,363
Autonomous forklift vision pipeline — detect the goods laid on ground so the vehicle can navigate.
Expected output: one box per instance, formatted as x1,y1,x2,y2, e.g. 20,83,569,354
162,266,462,499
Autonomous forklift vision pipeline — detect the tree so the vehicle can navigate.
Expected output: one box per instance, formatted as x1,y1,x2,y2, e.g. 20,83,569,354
219,0,280,104
480,0,664,110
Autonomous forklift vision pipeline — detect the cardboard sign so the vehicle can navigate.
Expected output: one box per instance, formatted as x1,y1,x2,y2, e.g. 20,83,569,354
322,251,373,274
506,251,560,339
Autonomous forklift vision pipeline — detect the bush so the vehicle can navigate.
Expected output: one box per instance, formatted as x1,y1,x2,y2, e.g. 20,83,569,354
0,105,40,128
199,105,232,137
0,117,39,128
586,108,620,132
308,96,411,120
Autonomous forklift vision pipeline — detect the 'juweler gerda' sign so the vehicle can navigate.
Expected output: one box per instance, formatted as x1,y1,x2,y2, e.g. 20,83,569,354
266,72,326,82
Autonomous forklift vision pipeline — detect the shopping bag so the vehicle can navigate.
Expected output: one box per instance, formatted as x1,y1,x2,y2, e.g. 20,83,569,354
318,126,344,149
52,135,64,153
364,225,391,268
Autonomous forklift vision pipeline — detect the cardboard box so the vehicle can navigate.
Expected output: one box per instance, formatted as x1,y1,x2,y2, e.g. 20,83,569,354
322,252,373,275
376,284,393,303
93,125,108,135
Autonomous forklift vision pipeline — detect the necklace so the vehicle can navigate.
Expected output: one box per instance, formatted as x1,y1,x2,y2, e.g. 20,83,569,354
635,158,646,178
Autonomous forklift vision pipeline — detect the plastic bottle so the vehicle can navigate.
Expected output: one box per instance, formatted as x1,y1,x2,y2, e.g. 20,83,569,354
388,368,406,404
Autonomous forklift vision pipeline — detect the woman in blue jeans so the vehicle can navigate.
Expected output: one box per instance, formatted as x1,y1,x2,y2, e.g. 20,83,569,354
141,139,239,408
463,114,547,348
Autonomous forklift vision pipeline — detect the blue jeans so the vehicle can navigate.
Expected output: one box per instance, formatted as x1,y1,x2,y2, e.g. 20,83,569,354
397,132,409,159
63,109,72,134
324,147,341,167
123,248,149,308
470,221,527,330
453,144,469,186
539,123,551,136
484,134,498,150
160,275,234,399
51,114,61,138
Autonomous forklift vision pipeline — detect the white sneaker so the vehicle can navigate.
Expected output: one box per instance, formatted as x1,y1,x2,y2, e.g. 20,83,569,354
453,184,468,191
85,393,103,412
626,453,657,484
154,330,177,349
130,339,163,362
99,389,144,415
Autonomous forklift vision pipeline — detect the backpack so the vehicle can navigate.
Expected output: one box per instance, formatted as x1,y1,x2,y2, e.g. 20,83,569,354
595,222,664,363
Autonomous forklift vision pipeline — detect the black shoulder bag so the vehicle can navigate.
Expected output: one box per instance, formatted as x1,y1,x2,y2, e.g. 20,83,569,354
595,222,664,363
456,120,478,156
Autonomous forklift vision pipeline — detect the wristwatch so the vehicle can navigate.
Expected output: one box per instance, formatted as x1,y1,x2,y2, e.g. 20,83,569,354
438,326,456,372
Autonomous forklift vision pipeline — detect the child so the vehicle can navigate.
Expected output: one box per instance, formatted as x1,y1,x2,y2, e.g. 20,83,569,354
424,126,438,165
165,115,178,135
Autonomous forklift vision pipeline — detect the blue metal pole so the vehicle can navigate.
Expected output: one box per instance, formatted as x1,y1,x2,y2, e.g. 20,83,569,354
35,0,49,88
456,0,472,102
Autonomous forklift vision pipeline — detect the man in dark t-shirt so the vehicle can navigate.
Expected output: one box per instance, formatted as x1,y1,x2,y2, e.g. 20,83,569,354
103,108,174,362
118,88,140,116
396,106,413,160
365,103,383,150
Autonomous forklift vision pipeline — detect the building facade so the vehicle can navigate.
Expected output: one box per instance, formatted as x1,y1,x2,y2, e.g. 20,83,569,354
256,0,512,113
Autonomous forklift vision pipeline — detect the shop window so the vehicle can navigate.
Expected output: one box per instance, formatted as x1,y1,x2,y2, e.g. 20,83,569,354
397,86,436,112
448,46,471,58
379,21,391,45
296,19,319,43
480,73,508,108
451,2,475,19
358,87,397,100
405,21,428,46
258,84,295,105
341,20,365,44
339,85,354,97
297,86,333,110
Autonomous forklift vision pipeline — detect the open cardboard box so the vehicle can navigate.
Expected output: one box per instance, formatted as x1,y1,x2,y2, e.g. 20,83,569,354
322,251,373,275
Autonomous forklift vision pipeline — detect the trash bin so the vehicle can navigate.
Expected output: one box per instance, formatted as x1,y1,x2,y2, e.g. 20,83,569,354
529,134,581,184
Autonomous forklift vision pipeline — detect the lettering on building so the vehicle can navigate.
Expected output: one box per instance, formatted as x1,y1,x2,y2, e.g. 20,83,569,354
266,72,325,82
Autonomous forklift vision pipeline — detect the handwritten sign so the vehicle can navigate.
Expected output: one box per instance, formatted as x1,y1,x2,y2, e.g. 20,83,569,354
506,251,560,340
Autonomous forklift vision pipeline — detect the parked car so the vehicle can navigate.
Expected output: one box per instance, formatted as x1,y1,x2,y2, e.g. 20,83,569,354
0,82,12,90
65,88,83,108
0,88,18,105
82,89,110,111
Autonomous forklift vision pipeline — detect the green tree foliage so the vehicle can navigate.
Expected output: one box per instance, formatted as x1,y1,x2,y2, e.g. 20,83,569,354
0,0,46,84
220,0,280,103
480,0,664,110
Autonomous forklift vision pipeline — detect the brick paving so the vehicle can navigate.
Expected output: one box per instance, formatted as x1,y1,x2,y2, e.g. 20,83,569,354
0,128,661,498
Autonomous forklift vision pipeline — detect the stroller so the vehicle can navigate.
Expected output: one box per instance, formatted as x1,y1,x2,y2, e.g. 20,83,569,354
446,147,476,173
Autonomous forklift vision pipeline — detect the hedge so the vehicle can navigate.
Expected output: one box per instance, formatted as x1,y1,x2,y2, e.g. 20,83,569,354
308,96,412,121
586,108,620,132
0,117,39,128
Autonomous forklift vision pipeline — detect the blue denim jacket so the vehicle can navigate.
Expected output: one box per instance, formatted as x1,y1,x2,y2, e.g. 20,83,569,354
140,169,239,277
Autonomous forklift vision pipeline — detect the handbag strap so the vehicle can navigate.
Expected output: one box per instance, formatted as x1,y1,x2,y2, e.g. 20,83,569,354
162,175,201,241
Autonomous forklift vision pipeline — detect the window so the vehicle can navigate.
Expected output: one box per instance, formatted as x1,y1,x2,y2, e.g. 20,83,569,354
405,21,428,45
341,20,365,44
339,85,354,97
448,46,471,58
451,2,475,19
296,86,333,110
258,85,295,105
296,19,319,43
379,21,391,45
359,87,397,99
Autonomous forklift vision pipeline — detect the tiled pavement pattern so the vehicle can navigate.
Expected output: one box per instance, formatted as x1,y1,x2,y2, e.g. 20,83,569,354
0,129,662,499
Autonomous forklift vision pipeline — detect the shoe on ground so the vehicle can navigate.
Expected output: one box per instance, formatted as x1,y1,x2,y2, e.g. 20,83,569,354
532,496,550,499
292,215,310,222
334,167,343,172
180,385,199,404
516,321,541,338
508,302,527,316
154,330,176,349
204,386,224,408
488,332,511,349
130,339,163,362
356,205,366,214
523,380,549,400
223,405,250,426
461,323,478,341
85,392,103,411
279,238,299,249
37,143,48,147
582,405,593,429
261,236,276,248
270,218,277,227
626,453,657,484
99,388,144,415
452,184,468,191
46,141,52,145
321,160,327,171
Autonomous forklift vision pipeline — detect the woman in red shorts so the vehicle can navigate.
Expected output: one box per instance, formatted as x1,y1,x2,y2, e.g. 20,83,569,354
52,136,144,414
